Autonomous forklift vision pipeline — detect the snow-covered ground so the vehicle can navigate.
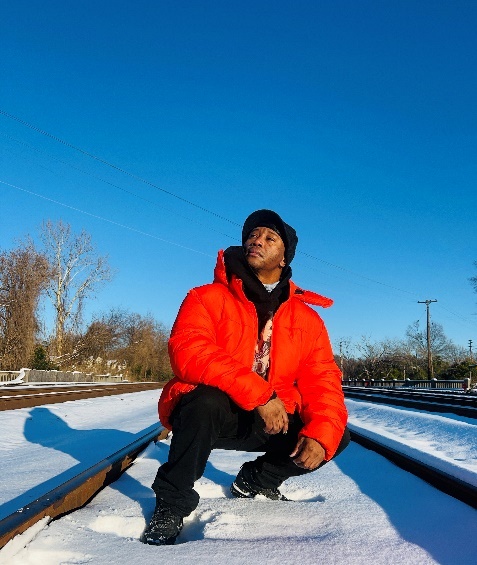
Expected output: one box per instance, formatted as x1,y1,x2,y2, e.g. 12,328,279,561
0,390,476,564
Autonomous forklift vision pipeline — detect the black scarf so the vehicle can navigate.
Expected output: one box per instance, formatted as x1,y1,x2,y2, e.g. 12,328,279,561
223,246,291,334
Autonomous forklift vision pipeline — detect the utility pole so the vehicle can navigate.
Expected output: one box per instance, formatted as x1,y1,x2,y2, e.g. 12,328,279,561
418,299,437,380
470,340,474,383
339,341,344,379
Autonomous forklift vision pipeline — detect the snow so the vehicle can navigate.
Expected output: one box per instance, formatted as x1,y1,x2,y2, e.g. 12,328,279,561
0,391,160,518
346,400,477,487
0,390,476,564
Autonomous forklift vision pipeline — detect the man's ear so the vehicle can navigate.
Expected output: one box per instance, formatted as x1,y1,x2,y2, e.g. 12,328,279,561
280,258,286,268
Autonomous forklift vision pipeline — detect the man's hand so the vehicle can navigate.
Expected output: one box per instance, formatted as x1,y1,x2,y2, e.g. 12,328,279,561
255,397,289,435
290,437,326,470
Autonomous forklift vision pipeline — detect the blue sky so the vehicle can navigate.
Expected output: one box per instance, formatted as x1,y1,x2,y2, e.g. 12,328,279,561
1,1,476,354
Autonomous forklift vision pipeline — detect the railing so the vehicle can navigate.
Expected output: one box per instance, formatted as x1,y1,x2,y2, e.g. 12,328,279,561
342,378,471,390
0,368,125,384
0,371,21,383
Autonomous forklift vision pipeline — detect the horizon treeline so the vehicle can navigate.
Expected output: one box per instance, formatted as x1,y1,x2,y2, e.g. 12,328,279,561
1,222,476,383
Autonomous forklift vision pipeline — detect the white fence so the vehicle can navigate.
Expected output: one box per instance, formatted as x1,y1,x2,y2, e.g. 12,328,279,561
342,377,471,390
0,369,125,384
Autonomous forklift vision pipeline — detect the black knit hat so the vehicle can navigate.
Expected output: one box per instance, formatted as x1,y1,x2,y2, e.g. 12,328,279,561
242,209,298,266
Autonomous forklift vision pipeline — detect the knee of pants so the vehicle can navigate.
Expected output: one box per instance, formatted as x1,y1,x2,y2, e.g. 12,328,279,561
175,384,233,422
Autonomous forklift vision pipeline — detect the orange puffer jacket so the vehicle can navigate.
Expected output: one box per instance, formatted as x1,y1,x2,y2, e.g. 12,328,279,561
159,250,347,460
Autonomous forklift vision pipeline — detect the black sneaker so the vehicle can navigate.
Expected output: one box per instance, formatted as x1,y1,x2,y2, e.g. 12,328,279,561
230,465,290,501
140,503,183,545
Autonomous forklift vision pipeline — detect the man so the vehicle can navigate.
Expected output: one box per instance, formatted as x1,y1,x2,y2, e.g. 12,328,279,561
141,209,349,546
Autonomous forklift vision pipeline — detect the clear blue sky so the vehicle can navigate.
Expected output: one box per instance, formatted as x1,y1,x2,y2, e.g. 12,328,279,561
1,1,476,354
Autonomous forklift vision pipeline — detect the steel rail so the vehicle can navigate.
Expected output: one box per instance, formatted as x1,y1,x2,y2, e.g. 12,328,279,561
343,387,477,419
350,429,477,510
0,382,166,411
0,423,168,549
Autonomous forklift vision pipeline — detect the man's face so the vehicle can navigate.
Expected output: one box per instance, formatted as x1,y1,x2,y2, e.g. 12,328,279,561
244,226,286,283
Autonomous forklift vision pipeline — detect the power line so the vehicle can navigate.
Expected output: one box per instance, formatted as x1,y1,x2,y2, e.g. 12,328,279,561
1,109,475,328
3,176,476,341
435,303,477,327
0,132,238,242
2,126,420,298
0,110,422,299
299,250,419,298
0,109,239,227
0,180,215,258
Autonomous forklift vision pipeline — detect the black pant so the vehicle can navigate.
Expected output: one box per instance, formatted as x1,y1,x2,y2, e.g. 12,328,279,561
152,385,350,517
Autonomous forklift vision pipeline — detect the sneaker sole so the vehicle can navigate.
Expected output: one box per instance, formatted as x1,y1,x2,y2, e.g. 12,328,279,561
230,481,290,501
140,532,180,546
230,481,254,498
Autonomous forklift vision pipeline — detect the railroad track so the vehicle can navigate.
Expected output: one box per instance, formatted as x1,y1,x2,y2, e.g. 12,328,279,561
350,429,477,510
1,421,475,551
343,386,477,418
0,423,169,549
1,385,475,549
0,382,166,411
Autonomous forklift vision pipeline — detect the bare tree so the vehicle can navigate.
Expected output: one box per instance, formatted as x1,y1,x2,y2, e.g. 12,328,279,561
0,242,50,369
120,314,171,380
405,319,455,360
40,220,113,360
98,310,171,380
354,336,396,380
69,309,173,381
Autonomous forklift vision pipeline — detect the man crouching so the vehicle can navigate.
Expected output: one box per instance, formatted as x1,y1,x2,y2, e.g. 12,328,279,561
141,209,349,545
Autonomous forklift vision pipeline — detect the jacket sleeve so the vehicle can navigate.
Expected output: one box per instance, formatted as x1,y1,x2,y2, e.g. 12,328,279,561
296,318,347,460
168,288,274,410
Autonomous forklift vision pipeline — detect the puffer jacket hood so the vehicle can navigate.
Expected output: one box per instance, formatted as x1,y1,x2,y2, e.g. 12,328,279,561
213,249,334,309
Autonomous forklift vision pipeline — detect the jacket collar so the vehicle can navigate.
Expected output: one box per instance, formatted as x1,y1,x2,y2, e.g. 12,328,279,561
213,249,333,309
